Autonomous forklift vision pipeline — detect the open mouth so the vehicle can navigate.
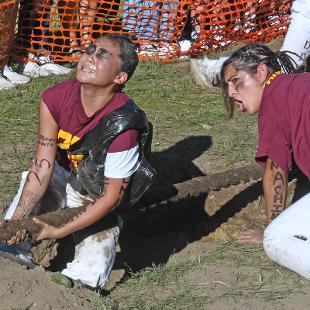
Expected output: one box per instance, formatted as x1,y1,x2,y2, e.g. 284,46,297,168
82,66,95,73
234,99,246,112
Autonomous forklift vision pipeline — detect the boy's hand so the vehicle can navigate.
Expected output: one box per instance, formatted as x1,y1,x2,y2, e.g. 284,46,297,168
7,229,28,245
33,218,64,241
0,219,28,245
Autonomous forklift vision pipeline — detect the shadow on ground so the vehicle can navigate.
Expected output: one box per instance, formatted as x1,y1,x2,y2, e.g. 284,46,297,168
150,135,213,187
115,177,309,286
115,181,263,276
109,137,263,284
49,136,309,290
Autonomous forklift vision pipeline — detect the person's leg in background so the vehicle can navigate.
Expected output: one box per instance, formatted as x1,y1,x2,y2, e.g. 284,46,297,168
280,0,310,67
0,0,30,90
189,0,231,87
125,0,157,41
57,0,81,60
79,0,98,49
20,0,73,77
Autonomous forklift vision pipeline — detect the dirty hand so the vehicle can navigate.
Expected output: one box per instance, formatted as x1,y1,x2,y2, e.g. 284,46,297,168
7,229,28,245
236,229,263,244
33,218,64,241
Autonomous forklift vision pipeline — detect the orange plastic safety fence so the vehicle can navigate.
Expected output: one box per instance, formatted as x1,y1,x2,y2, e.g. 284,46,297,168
10,0,292,63
0,0,19,68
190,0,292,56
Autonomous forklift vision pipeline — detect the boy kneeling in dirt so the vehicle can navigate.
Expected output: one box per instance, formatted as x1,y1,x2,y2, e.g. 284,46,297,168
0,34,155,290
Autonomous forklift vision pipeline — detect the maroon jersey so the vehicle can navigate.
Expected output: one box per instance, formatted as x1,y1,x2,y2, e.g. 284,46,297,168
256,72,310,180
42,79,138,168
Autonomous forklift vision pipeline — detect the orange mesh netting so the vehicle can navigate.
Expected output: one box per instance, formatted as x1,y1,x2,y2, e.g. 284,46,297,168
10,0,292,63
190,0,292,56
0,0,19,68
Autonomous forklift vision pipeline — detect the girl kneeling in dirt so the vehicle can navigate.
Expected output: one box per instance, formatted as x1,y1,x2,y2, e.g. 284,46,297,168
220,44,310,280
0,34,155,290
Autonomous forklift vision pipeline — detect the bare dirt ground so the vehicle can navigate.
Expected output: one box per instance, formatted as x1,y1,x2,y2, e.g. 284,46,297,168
1,139,309,309
0,259,96,310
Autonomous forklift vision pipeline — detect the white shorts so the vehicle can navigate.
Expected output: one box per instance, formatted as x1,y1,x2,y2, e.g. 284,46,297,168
5,162,122,289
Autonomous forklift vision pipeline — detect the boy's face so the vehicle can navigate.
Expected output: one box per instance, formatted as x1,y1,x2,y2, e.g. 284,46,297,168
76,38,128,88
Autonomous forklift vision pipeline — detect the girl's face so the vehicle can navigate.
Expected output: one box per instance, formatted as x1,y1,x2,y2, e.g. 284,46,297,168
224,63,265,115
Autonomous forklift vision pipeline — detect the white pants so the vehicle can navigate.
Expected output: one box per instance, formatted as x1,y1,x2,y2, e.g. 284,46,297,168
280,0,310,66
263,192,310,279
5,162,121,289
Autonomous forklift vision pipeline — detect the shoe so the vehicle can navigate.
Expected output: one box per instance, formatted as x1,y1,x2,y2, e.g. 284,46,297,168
202,56,230,86
37,54,53,65
139,44,158,57
38,54,72,75
3,65,30,85
191,30,199,41
0,73,15,90
201,57,220,86
0,241,36,269
190,58,214,88
179,40,191,52
190,56,225,87
23,61,51,78
40,62,72,75
157,42,177,59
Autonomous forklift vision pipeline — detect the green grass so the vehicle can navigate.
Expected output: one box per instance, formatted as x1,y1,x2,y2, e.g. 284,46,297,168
93,241,310,309
98,260,207,309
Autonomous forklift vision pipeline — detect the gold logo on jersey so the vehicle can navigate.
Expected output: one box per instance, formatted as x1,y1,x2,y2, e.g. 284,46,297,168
57,129,84,168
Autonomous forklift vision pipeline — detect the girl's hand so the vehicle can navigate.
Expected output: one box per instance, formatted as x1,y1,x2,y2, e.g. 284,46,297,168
236,229,263,244
32,218,64,241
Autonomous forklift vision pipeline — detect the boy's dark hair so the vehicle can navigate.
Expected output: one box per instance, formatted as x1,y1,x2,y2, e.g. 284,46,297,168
102,33,139,81
220,44,300,118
